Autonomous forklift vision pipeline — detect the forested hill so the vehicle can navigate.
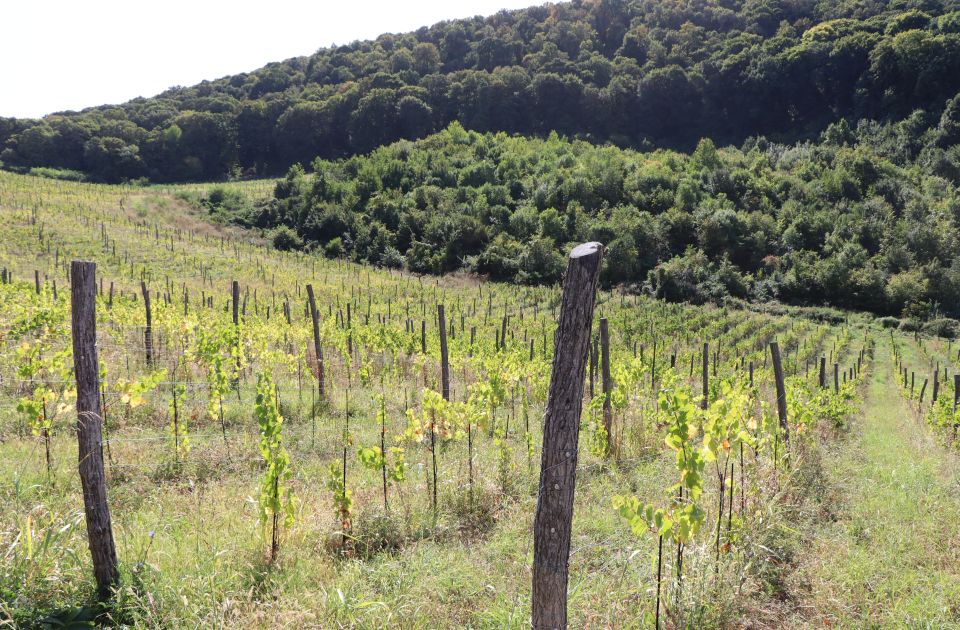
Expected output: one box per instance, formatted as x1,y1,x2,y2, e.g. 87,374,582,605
4,0,960,182
205,112,960,322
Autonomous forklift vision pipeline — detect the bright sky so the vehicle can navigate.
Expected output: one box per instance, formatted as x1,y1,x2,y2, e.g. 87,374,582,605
1,0,540,119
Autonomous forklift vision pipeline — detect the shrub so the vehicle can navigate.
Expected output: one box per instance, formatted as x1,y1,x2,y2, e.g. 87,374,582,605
897,318,922,332
876,316,901,329
270,226,303,251
324,237,346,259
921,317,960,339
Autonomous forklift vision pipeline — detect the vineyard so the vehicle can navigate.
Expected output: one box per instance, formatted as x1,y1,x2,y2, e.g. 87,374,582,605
1,171,959,628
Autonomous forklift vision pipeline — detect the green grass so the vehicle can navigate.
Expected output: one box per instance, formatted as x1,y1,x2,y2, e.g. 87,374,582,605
1,172,958,628
788,338,960,628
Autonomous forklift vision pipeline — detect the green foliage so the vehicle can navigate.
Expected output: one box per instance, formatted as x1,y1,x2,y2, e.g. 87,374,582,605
167,384,189,461
270,225,303,251
255,374,296,553
613,377,707,546
6,2,960,185
201,118,960,318
326,461,352,531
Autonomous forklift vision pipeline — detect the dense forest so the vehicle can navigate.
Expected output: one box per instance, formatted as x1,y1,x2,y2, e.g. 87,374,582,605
204,107,960,321
4,0,960,182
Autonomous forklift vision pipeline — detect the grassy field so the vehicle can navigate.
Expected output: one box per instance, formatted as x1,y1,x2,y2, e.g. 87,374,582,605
0,172,958,628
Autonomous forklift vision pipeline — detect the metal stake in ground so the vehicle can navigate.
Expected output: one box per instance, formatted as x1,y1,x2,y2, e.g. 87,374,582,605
532,242,603,630
71,261,119,599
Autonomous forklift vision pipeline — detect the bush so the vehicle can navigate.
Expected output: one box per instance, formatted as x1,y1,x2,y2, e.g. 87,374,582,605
270,226,303,251
897,318,922,332
876,316,901,329
324,237,346,259
380,245,406,269
921,317,960,339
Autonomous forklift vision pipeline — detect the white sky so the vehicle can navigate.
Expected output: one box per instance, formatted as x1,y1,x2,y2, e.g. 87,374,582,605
1,0,540,119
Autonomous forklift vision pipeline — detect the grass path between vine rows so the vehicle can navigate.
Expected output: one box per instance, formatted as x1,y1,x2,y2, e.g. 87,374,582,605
787,338,960,628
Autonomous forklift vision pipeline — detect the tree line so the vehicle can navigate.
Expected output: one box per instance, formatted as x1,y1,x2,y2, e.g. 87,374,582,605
195,105,960,323
3,0,960,182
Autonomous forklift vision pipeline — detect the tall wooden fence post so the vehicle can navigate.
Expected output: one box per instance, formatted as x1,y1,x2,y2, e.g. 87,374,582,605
701,342,709,410
306,284,325,399
438,304,450,401
599,317,612,457
71,261,119,598
770,341,789,445
532,242,603,629
954,375,960,439
140,280,153,366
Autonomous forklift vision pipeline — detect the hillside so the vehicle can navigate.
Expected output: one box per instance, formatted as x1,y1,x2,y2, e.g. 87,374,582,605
198,116,960,321
4,0,960,182
3,173,960,628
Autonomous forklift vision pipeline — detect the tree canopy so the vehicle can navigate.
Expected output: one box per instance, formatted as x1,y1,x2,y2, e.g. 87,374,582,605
5,0,960,182
204,111,960,319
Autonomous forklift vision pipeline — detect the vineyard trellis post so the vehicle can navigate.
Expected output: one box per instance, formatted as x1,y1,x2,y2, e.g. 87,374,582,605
141,280,153,366
438,304,450,401
599,317,612,457
770,341,789,446
532,242,603,630
306,284,325,399
701,342,709,410
71,261,120,599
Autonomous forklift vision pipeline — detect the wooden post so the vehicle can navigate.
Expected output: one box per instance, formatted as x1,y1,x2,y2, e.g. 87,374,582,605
232,280,240,326
770,342,789,445
140,280,153,366
819,356,826,389
532,242,603,630
599,317,612,457
701,342,709,410
954,375,960,438
71,261,119,598
306,284,325,399
438,304,450,401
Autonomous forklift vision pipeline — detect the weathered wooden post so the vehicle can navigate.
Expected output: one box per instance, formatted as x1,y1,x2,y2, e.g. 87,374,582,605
140,280,153,366
701,342,709,410
954,375,960,438
770,342,789,445
306,284,325,399
438,304,450,401
232,280,240,326
71,261,119,598
599,317,612,457
819,356,826,389
532,242,603,629
232,280,242,381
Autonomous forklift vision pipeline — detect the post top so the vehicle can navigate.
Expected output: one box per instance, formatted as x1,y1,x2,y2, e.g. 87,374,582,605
569,242,603,259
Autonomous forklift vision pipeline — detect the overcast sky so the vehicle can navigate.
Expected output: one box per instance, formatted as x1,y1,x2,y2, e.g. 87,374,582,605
1,0,540,119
